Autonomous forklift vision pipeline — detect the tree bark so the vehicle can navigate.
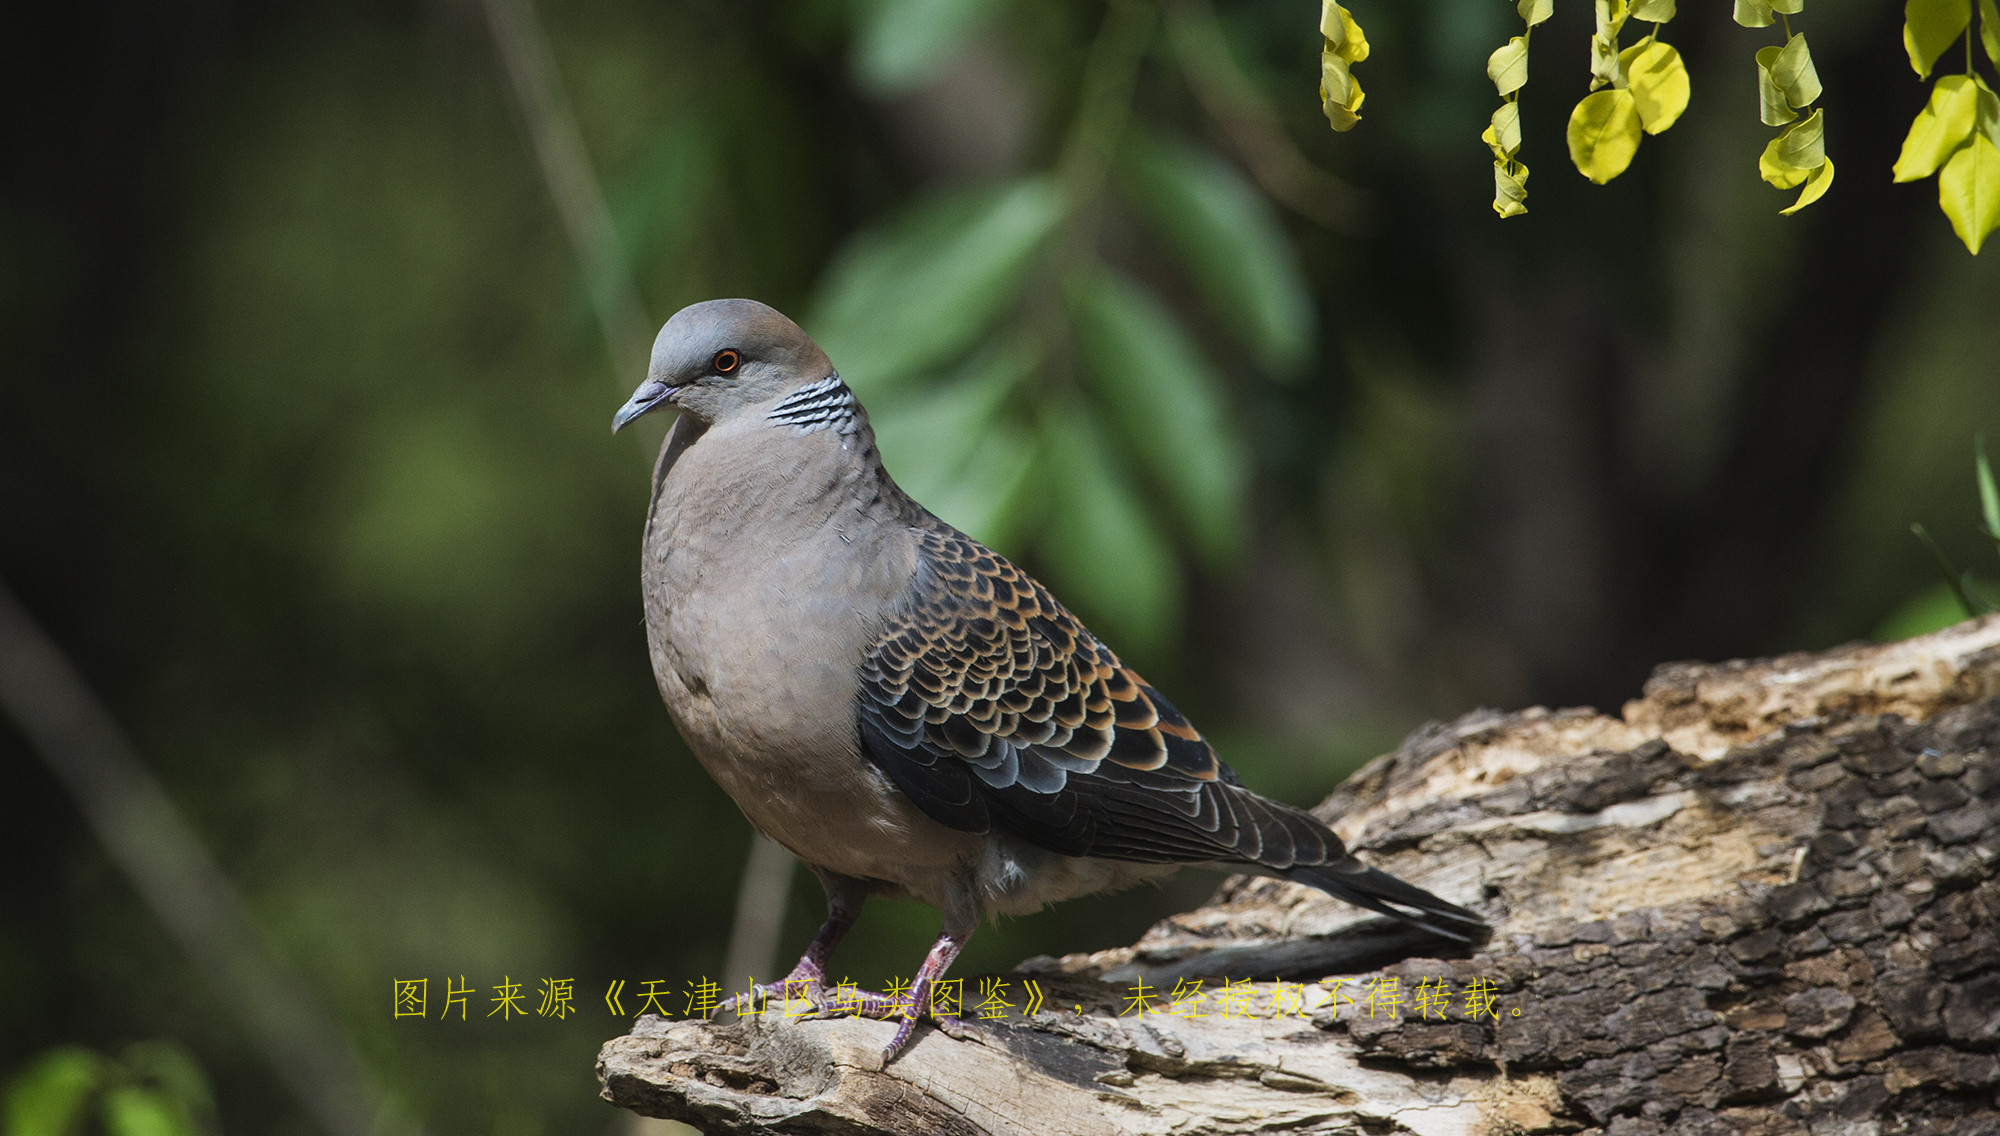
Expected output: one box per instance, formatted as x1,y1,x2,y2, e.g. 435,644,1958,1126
598,617,2000,1135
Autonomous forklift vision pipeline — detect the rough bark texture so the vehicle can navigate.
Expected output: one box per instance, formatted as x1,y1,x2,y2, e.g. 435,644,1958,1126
599,617,2000,1135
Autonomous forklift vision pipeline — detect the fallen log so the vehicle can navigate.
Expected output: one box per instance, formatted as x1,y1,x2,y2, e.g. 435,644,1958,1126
599,616,2000,1135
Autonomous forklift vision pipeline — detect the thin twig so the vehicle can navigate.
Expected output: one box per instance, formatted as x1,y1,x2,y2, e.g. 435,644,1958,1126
476,0,793,992
0,581,414,1136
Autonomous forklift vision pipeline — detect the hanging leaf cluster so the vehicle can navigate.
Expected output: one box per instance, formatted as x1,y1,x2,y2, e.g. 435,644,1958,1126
1319,0,1370,132
1483,0,1548,216
1737,1,1834,214
1892,0,2000,253
1567,0,1691,187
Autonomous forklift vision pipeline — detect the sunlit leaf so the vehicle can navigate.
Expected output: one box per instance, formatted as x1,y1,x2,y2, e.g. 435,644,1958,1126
1760,110,1826,188
1590,34,1623,91
1771,0,1805,13
1487,101,1523,158
1631,0,1676,20
1040,407,1182,660
1905,0,1973,78
851,0,1010,95
1320,0,1370,63
4,1048,102,1136
1771,34,1823,109
1939,132,2000,253
1734,0,1775,28
1519,0,1554,27
1983,0,2000,67
1894,75,1980,182
1488,37,1530,96
1073,269,1249,568
1568,89,1643,183
1119,130,1315,375
1756,47,1797,126
1781,155,1835,213
1978,77,2000,146
1622,41,1690,134
1493,160,1531,217
808,178,1063,394
1320,51,1365,131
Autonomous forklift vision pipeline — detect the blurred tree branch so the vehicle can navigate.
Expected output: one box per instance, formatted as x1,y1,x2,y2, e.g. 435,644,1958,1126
0,581,412,1136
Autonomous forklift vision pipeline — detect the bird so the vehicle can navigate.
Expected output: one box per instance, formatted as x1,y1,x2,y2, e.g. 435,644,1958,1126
613,298,1486,1061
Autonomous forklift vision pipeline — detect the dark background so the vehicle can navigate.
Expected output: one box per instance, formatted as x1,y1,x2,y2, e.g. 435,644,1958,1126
4,0,1997,1132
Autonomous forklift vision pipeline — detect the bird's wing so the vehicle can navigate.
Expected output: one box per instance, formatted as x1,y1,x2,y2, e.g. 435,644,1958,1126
854,524,1340,869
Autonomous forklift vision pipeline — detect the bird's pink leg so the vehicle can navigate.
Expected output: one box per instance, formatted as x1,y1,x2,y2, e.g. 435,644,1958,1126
880,927,970,1062
713,899,859,1017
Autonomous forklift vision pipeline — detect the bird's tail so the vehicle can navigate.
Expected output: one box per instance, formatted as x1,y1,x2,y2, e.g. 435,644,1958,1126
1288,859,1488,944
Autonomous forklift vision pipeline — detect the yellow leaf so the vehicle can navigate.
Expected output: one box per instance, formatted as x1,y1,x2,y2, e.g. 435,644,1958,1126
1758,112,1826,188
1756,46,1797,126
1771,33,1822,109
1568,89,1643,183
1905,0,1972,78
1623,41,1690,133
1734,0,1775,28
1631,0,1676,20
1774,109,1826,168
1489,101,1523,157
1939,132,2000,253
1894,76,1980,182
1780,156,1834,214
1321,52,1365,131
1519,0,1554,27
1493,160,1531,217
1982,0,2000,67
1320,1,1370,64
1771,0,1803,12
1488,37,1530,96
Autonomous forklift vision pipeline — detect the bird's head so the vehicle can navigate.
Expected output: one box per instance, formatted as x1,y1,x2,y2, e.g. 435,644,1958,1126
612,299,835,432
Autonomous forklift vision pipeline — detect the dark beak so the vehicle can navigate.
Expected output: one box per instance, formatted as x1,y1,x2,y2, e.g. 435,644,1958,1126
612,379,677,433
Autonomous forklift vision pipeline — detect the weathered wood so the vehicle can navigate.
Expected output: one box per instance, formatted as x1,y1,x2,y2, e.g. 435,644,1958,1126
600,617,2000,1135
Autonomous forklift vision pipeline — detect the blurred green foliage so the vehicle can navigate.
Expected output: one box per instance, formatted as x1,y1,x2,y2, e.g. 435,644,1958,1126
1,0,1996,1133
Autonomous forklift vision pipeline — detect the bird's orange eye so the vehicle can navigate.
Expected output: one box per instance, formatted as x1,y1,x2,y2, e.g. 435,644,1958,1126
713,349,741,374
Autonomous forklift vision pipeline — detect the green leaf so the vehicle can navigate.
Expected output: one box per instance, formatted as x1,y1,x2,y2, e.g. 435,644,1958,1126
1622,41,1690,133
1759,109,1826,188
1913,523,1988,616
1493,159,1531,217
1631,0,1676,20
808,178,1063,395
1771,0,1804,13
1977,435,2000,544
1734,0,1775,28
1905,0,1972,78
1487,37,1530,97
1771,34,1823,109
850,0,1010,96
1486,101,1523,158
1780,155,1835,213
1119,130,1315,375
1875,581,1978,640
1568,89,1644,183
868,342,1036,550
1320,51,1365,131
1978,77,2000,146
1756,47,1798,126
1939,132,2000,253
1040,406,1182,660
1073,270,1249,568
4,1048,102,1136
1519,0,1554,27
100,1087,192,1136
1982,0,2000,67
1894,75,1980,182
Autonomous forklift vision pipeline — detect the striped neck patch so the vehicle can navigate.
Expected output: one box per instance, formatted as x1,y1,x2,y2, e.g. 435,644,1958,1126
766,374,859,435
